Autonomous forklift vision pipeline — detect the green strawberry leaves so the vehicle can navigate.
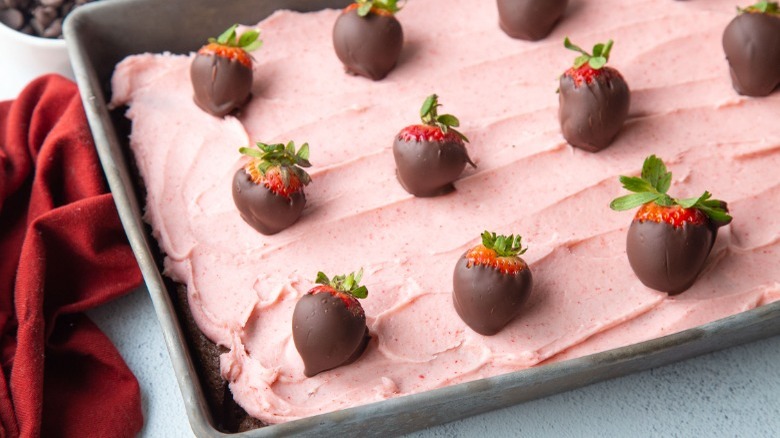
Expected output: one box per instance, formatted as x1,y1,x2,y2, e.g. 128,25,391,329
481,231,528,258
610,155,674,210
209,24,263,52
239,141,312,186
316,269,369,299
213,25,238,45
355,0,402,17
640,154,672,193
420,94,469,143
610,155,733,224
610,192,665,211
683,192,733,225
564,37,614,70
739,1,780,14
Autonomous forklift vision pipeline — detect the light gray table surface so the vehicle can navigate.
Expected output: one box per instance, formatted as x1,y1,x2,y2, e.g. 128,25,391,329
88,285,780,438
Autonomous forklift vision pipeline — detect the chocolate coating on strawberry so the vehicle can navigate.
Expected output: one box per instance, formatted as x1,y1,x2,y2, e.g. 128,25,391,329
292,270,371,377
191,25,262,117
453,232,533,336
611,155,732,294
232,141,312,235
722,2,780,97
627,213,714,294
393,94,475,197
233,171,306,235
333,1,404,80
497,0,568,41
558,38,630,152
191,55,252,117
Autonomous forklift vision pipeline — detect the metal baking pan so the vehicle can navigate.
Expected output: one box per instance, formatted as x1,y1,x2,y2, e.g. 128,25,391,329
63,0,780,436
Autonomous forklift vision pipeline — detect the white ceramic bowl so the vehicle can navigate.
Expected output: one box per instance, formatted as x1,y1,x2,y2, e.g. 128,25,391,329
0,20,73,99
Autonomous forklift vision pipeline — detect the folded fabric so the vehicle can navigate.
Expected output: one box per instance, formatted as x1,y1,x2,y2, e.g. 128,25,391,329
0,75,144,437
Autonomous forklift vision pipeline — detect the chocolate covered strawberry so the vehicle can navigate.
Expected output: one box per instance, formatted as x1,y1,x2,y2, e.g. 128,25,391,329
610,155,732,294
723,1,780,96
191,24,262,117
453,232,533,336
332,0,404,80
232,141,311,235
558,37,630,152
497,0,568,41
292,270,371,377
393,94,475,197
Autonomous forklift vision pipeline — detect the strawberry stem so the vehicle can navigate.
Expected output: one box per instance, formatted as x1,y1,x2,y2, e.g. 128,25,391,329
355,0,402,16
564,37,614,70
239,141,312,186
419,94,469,143
481,231,528,257
208,24,263,52
315,269,369,299
739,1,780,14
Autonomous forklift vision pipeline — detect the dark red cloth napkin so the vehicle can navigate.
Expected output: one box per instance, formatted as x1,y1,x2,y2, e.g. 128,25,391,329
0,75,144,437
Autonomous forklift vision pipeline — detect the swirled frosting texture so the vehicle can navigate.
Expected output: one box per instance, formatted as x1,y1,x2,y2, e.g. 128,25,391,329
111,0,780,424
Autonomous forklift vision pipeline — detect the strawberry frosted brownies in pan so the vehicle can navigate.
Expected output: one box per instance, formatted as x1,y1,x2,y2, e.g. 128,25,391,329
109,0,780,428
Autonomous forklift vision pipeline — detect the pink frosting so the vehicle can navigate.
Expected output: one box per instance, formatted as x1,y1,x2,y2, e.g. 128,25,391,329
110,0,780,424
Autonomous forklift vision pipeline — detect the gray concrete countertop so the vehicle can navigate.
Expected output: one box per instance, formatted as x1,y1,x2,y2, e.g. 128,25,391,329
90,285,780,438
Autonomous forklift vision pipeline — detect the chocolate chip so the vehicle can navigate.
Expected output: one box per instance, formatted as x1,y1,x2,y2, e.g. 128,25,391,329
0,7,24,29
2,0,101,38
32,5,56,28
60,2,74,16
18,23,34,35
41,17,61,38
3,0,30,10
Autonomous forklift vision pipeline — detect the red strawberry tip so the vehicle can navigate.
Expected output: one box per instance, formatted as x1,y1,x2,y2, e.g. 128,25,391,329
563,64,623,87
633,203,707,228
465,231,529,275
